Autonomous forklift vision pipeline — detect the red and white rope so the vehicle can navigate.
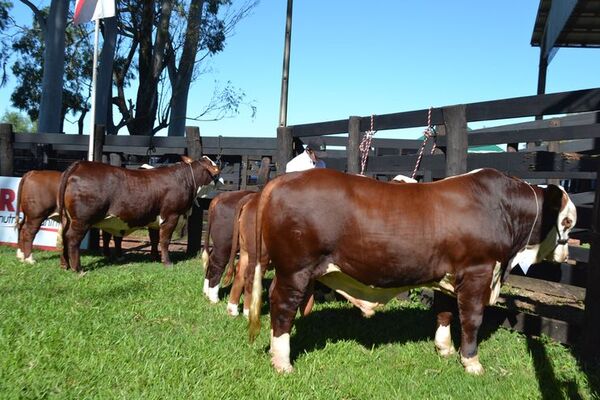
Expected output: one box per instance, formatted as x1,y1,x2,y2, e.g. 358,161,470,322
359,115,376,176
411,107,436,180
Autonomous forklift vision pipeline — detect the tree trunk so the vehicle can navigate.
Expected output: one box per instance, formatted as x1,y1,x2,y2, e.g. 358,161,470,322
168,0,205,137
127,0,172,136
96,17,117,133
37,0,69,134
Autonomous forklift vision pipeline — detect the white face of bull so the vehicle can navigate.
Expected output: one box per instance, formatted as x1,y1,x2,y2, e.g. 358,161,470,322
511,188,577,274
535,188,577,264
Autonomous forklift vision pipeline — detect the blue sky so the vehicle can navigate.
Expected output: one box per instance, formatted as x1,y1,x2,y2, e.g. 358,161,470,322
2,1,600,138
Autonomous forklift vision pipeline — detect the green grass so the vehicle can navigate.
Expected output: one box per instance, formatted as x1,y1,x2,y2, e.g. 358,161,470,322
0,245,598,399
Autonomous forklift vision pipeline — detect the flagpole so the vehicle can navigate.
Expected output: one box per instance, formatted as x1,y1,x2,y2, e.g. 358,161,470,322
88,19,100,161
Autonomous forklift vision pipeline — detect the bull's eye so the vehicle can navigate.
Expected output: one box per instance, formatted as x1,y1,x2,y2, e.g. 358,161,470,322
561,217,572,229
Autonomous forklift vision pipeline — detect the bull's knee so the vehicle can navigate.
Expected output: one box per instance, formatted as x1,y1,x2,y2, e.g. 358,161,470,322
461,354,484,375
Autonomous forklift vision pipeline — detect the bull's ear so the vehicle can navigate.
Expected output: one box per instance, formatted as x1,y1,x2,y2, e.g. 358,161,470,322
181,155,193,164
545,184,564,211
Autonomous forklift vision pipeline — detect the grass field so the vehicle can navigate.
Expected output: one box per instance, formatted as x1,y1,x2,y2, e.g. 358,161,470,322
0,245,598,399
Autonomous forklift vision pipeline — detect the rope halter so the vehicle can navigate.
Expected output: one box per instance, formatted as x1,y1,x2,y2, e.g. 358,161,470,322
411,107,437,180
359,115,376,176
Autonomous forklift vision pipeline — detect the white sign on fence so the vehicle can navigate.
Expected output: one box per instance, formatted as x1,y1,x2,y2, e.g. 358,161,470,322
0,176,62,250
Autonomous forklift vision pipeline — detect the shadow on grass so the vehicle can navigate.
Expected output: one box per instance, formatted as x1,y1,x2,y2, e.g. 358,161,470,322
78,250,200,272
290,305,435,362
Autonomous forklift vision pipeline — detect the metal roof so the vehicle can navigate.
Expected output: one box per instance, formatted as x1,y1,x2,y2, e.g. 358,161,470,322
531,0,600,48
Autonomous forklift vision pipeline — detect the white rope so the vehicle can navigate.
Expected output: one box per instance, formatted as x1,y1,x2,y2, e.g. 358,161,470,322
525,184,539,247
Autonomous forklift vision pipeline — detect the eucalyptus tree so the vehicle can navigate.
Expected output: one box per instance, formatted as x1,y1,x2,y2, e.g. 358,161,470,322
114,0,257,136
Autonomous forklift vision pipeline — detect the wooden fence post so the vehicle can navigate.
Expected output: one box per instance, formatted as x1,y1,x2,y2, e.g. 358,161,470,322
185,126,204,256
347,116,361,174
257,156,271,189
583,168,600,361
0,124,14,176
277,126,293,175
93,125,105,162
443,105,468,177
185,126,203,160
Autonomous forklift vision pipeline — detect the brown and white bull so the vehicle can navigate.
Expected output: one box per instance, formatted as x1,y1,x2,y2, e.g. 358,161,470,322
59,156,220,272
14,170,152,263
202,189,254,303
248,168,576,374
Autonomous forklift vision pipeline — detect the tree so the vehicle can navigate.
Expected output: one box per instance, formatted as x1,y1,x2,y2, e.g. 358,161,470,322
114,0,257,136
10,6,92,133
0,0,12,86
0,110,36,132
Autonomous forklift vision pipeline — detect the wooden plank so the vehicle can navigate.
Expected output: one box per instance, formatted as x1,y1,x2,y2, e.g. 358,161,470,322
289,87,600,136
436,124,600,147
505,275,586,302
185,126,202,160
570,191,595,205
583,165,600,359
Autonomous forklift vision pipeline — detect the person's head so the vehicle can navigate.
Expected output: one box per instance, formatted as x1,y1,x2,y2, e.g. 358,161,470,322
306,138,326,161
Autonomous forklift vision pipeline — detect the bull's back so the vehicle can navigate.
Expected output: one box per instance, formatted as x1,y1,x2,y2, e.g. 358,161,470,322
20,170,62,216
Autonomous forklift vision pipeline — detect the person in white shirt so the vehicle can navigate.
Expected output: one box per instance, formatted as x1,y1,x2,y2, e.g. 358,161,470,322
285,138,327,173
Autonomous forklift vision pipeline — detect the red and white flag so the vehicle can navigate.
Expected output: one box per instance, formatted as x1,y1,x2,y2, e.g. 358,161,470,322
73,0,116,25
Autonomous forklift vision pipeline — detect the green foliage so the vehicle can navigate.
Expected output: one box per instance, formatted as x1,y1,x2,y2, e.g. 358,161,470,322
10,11,92,123
0,110,36,132
1,245,597,399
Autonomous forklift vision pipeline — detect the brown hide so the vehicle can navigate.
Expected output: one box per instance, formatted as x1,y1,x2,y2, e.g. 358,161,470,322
250,168,574,372
59,158,219,271
15,170,152,263
203,190,254,291
15,170,61,261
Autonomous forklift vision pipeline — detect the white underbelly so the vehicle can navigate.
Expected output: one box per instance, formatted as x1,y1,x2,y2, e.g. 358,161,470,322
317,262,502,316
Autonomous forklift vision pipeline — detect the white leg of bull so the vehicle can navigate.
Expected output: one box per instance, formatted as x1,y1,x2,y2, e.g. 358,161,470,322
206,284,220,303
203,278,209,295
16,248,25,261
243,307,249,318
434,324,455,357
24,254,36,264
270,330,293,373
461,355,484,375
226,302,239,316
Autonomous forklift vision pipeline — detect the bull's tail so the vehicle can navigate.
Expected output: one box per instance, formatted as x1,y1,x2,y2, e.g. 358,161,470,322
249,189,270,342
201,203,212,270
222,195,253,287
14,172,28,232
57,162,81,251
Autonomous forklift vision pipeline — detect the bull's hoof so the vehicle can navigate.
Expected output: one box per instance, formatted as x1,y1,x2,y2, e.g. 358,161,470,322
243,308,249,318
436,346,456,357
163,262,173,268
272,358,294,374
16,249,25,261
461,355,484,375
24,255,36,264
226,302,239,316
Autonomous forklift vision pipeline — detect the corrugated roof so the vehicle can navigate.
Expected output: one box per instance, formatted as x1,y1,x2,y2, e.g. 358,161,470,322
531,0,600,48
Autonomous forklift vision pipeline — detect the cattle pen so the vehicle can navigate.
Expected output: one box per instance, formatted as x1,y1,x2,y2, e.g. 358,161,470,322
0,86,599,363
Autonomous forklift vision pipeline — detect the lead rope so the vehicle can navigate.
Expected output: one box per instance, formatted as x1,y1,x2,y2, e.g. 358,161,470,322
188,163,200,207
359,115,376,176
525,184,539,248
411,107,437,180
